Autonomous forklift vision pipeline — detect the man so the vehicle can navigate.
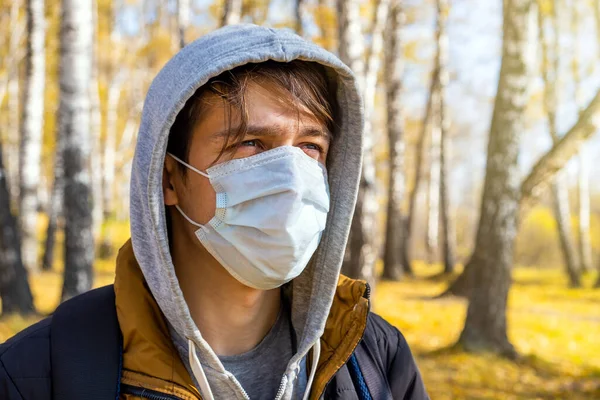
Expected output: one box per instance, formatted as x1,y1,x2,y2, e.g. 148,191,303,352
0,25,428,399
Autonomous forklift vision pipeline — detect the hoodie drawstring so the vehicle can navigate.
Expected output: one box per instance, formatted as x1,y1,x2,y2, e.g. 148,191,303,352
302,340,321,400
188,338,321,400
188,339,215,400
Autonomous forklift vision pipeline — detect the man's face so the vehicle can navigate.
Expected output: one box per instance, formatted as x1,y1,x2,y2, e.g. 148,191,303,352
163,80,332,227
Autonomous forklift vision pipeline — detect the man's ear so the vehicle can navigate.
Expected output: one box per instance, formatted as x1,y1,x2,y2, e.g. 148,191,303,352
163,157,179,206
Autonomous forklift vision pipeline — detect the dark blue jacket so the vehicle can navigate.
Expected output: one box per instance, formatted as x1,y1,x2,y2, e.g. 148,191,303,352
0,286,428,399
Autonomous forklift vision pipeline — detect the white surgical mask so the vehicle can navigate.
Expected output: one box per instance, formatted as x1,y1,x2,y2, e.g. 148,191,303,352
167,146,330,290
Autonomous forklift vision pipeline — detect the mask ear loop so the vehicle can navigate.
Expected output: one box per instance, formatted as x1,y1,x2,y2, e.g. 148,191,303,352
167,152,210,178
167,153,210,228
175,205,203,228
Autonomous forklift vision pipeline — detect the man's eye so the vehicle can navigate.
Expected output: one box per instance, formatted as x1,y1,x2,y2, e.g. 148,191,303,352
240,140,258,147
303,143,323,152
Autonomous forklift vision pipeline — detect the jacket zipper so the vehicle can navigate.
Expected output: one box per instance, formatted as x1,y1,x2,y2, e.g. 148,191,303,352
316,282,371,399
120,384,184,400
364,282,371,301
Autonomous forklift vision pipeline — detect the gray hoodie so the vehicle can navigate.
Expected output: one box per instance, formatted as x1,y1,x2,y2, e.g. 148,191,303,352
129,24,363,399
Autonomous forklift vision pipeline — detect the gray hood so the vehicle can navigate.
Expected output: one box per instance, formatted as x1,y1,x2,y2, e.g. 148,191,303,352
130,24,363,399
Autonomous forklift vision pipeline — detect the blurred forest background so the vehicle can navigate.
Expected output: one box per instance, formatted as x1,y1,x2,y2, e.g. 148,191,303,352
1,0,600,398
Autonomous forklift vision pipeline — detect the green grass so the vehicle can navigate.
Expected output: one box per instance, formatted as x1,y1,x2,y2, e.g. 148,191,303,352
1,221,599,399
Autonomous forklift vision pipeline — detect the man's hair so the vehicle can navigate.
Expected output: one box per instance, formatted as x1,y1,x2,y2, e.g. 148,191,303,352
165,60,337,241
166,60,338,178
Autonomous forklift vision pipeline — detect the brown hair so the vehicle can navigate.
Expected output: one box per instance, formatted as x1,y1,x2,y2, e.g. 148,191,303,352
166,60,338,178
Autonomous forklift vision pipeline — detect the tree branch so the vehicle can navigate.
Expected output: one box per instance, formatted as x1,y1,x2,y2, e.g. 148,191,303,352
521,89,600,201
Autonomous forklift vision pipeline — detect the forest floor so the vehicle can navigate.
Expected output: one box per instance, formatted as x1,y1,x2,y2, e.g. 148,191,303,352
376,263,600,400
0,225,599,399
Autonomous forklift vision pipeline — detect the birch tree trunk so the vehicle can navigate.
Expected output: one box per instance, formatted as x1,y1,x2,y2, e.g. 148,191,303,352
551,173,581,285
336,0,371,278
0,142,35,315
96,0,126,253
437,0,455,274
458,0,531,356
42,45,68,271
339,0,389,288
115,117,138,221
570,1,593,273
8,80,20,207
296,0,305,36
177,0,190,48
315,0,336,51
221,0,243,26
426,102,441,265
336,0,365,84
6,1,23,210
403,75,436,276
425,0,455,272
538,1,580,286
439,100,455,273
383,0,406,281
577,151,592,272
90,0,103,240
102,76,122,220
60,0,95,302
595,0,600,47
42,149,64,271
442,89,600,296
19,0,46,273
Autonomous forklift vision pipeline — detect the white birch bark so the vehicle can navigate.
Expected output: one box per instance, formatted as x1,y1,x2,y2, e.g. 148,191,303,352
403,74,436,275
115,110,139,221
436,0,456,273
363,0,391,264
295,0,305,36
426,99,441,264
382,0,406,280
60,0,95,301
98,0,125,228
338,0,365,279
177,0,190,48
221,0,243,26
90,0,103,240
7,79,20,204
363,0,390,122
19,0,46,273
337,0,365,86
570,1,593,272
538,0,580,285
339,0,389,286
459,0,531,355
577,149,593,271
42,123,65,271
6,1,23,210
102,75,123,220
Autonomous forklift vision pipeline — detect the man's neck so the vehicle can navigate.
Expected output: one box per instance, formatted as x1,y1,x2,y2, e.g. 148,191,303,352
171,229,281,357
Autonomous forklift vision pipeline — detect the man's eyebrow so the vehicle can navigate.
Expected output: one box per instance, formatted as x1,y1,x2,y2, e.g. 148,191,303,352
299,127,333,141
210,124,332,142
